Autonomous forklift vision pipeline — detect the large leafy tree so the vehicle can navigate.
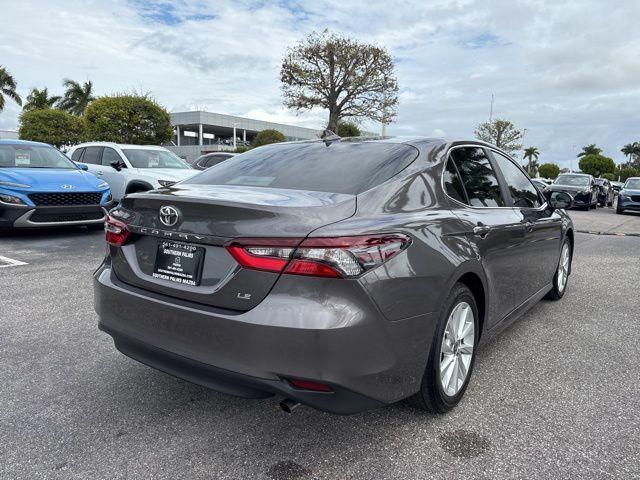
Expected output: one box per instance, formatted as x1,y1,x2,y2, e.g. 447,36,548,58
0,66,22,112
474,118,522,156
84,94,173,144
578,153,616,178
58,79,95,115
19,109,85,147
337,120,361,137
281,30,398,132
523,146,540,176
577,144,602,158
538,163,560,179
616,166,640,181
251,129,286,148
23,87,61,112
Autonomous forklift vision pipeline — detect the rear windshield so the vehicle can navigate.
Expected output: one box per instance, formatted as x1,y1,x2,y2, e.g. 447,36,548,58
185,142,419,194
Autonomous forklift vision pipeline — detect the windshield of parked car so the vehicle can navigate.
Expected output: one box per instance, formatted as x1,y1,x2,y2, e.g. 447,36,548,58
624,178,640,189
595,179,605,185
122,149,191,169
184,142,419,194
0,144,77,169
555,174,590,187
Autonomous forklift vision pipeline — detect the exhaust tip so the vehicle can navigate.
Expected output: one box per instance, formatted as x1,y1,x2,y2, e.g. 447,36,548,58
279,398,300,413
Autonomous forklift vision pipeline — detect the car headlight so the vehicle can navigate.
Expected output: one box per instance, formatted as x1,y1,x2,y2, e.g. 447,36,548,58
0,193,26,205
158,179,176,187
98,181,109,189
619,193,630,200
0,181,31,188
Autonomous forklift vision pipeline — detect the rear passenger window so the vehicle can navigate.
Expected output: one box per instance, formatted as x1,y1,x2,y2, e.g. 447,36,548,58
450,147,505,207
443,159,467,203
71,148,84,162
82,147,102,165
492,153,542,208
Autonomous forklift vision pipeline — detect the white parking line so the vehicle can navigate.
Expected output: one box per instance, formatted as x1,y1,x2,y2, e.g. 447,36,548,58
0,255,28,268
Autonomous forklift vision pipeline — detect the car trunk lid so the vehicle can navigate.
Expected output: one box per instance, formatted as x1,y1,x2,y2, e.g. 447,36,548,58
109,185,356,310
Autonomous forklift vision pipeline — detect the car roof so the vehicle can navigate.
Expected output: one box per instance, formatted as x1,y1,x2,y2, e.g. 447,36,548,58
71,142,167,150
0,139,52,147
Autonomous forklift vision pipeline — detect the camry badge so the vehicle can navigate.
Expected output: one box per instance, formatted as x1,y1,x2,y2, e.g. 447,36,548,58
159,205,181,227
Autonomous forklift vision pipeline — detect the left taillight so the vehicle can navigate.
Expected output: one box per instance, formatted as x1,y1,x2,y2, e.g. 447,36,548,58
105,215,131,246
225,234,410,279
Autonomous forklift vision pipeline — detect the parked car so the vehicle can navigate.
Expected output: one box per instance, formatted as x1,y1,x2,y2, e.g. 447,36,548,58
531,179,548,192
95,138,574,415
610,180,624,193
193,152,236,171
66,143,197,201
616,177,640,214
0,140,112,230
594,178,615,207
547,173,599,210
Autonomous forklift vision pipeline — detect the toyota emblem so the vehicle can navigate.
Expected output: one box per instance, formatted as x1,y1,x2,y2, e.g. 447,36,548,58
159,205,181,227
61,184,74,189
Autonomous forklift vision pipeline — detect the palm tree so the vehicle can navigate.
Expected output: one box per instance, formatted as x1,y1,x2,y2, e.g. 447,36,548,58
577,144,602,158
621,142,640,164
23,87,61,112
0,66,22,112
523,146,539,176
58,79,95,115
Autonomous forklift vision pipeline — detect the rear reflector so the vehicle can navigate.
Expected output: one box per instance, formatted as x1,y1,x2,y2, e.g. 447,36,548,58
225,234,410,278
287,378,334,392
105,216,131,246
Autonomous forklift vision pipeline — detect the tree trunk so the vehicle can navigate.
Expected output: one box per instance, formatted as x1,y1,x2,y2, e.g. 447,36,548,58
327,109,339,133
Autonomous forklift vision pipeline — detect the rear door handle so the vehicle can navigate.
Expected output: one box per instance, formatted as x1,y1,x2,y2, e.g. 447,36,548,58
473,225,491,238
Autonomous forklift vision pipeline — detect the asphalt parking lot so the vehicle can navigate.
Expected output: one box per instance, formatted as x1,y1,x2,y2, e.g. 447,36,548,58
1,207,639,479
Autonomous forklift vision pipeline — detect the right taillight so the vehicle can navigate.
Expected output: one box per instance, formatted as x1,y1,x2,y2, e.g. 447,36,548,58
105,215,131,246
225,234,410,278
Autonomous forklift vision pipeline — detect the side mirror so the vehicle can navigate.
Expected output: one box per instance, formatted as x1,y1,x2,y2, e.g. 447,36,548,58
110,160,124,171
75,162,89,171
547,191,573,210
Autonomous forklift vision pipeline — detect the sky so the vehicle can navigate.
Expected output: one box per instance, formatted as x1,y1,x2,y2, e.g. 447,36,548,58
1,0,639,168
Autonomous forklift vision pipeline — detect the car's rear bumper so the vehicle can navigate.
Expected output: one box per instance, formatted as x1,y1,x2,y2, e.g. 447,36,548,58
94,265,436,414
0,202,114,228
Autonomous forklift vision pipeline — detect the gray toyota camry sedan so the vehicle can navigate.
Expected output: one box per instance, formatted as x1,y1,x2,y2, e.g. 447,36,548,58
95,137,574,415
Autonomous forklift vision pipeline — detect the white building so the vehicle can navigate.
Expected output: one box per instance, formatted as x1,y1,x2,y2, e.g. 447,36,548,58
167,111,323,162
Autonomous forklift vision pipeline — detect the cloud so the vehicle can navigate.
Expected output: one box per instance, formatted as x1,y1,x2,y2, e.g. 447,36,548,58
1,0,639,168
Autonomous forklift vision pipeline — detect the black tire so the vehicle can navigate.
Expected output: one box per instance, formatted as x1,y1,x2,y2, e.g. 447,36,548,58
545,238,571,301
409,283,479,414
590,201,597,210
616,207,624,214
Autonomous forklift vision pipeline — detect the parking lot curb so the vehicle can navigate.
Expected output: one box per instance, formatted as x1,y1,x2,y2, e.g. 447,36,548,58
576,230,640,237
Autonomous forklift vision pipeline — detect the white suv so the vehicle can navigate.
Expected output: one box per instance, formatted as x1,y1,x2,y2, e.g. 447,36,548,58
67,143,197,201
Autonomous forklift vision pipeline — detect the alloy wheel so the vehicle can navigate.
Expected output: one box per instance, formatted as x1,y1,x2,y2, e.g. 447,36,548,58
439,301,475,397
557,243,570,293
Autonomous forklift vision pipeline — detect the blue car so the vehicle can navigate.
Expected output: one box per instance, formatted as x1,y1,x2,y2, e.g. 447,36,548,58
0,140,113,230
616,177,640,214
